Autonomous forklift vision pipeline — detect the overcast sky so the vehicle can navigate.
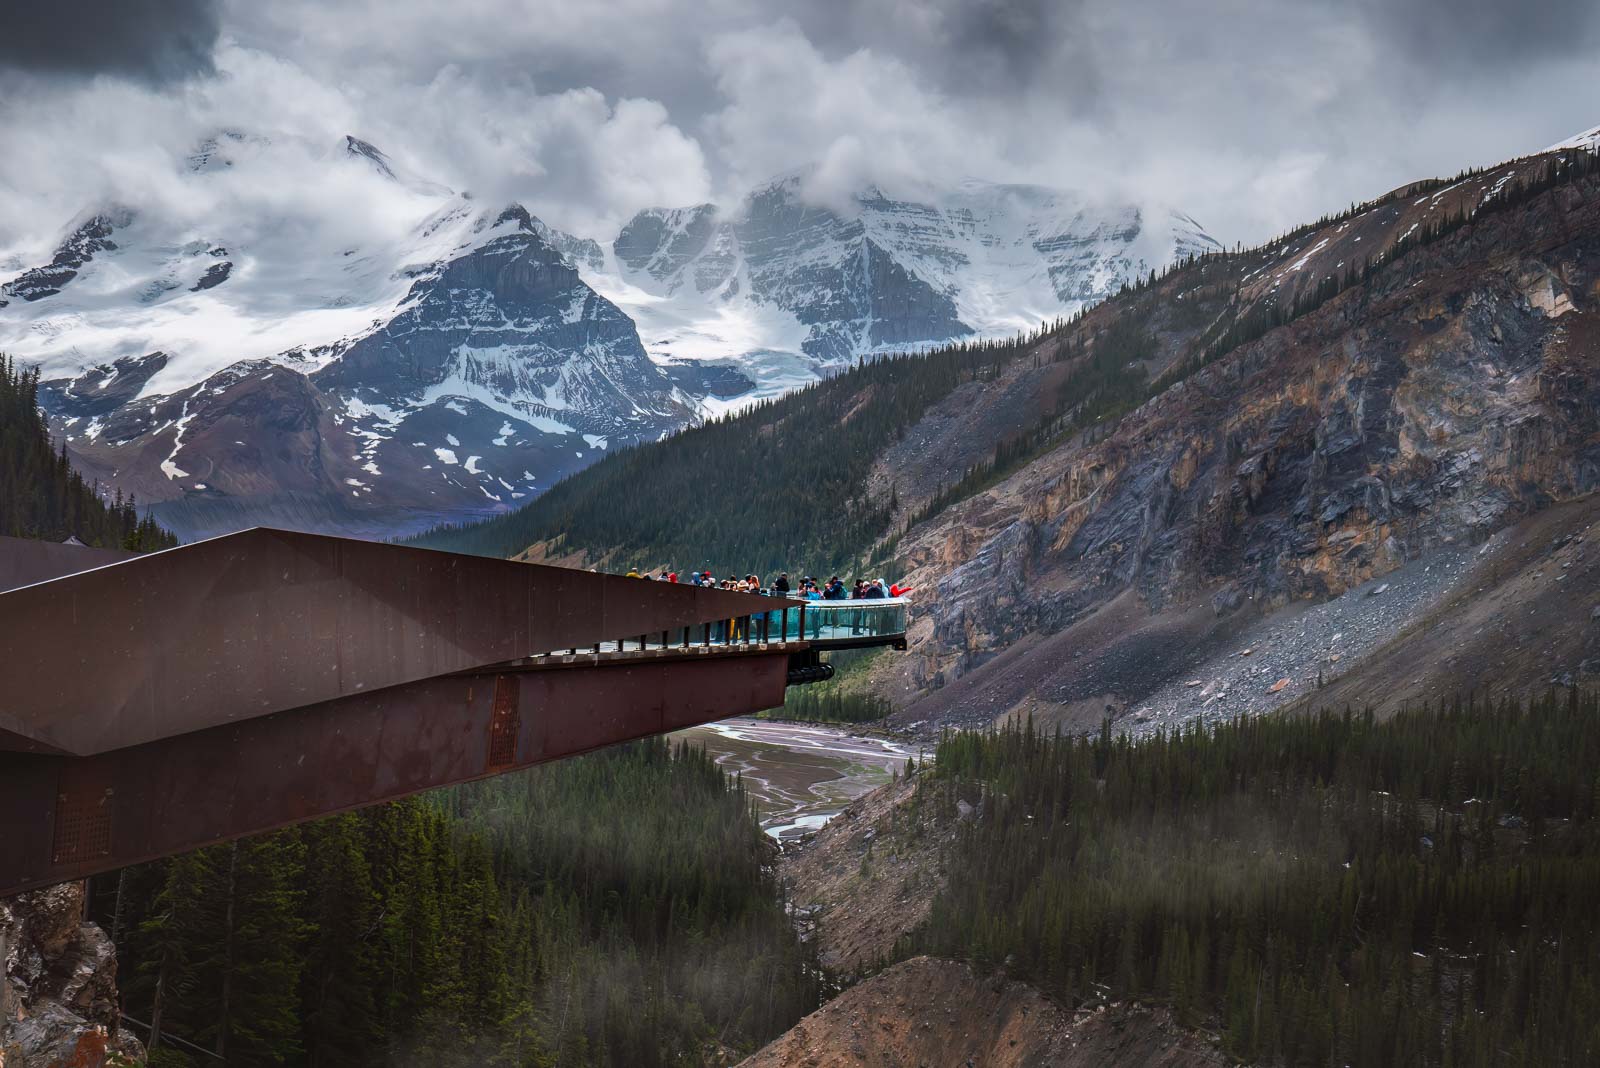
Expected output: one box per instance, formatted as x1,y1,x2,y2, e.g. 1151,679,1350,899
1,0,1597,253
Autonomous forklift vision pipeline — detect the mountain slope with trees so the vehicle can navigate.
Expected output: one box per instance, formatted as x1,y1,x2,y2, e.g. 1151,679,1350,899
408,328,1056,576
884,145,1600,725
0,353,174,550
762,688,1600,1067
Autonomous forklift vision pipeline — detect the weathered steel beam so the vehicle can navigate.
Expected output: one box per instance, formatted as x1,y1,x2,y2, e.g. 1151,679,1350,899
0,647,791,897
0,535,139,595
0,528,800,756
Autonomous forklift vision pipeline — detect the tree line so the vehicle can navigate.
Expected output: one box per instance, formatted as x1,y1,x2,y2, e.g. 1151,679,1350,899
905,690,1600,1066
762,685,892,725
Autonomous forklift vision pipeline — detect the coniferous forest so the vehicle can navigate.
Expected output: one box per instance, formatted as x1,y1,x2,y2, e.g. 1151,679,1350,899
95,740,818,1067
908,690,1600,1066
758,649,894,724
760,685,892,725
0,354,175,550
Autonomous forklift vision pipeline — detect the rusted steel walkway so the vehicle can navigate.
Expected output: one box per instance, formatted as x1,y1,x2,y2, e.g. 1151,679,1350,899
0,531,906,896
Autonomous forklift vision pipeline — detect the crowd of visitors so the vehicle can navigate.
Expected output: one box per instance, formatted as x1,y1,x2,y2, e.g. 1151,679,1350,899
622,567,912,599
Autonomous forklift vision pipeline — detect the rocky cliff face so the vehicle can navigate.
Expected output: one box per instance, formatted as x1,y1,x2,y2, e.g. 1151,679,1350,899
868,152,1600,726
0,212,129,308
1,884,141,1068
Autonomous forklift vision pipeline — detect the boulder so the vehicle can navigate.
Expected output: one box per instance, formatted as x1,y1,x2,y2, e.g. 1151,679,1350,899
0,885,142,1068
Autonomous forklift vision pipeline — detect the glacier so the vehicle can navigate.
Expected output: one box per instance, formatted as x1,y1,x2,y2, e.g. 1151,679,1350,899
603,169,1220,400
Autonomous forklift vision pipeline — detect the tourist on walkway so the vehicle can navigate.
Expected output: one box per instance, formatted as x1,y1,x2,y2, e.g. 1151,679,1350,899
624,565,907,601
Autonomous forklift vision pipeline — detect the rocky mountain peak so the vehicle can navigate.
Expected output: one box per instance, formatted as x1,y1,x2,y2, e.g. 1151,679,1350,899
345,134,397,178
38,197,686,541
0,208,133,307
488,203,606,273
608,166,1219,373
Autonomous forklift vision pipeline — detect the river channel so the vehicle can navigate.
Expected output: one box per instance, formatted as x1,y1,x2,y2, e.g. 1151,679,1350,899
672,718,915,841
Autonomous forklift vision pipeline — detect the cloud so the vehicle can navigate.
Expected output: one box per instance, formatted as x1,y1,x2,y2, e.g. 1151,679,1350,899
0,0,222,84
1351,0,1600,70
705,21,995,210
703,0,1600,240
392,72,712,234
0,44,711,255
0,0,1597,259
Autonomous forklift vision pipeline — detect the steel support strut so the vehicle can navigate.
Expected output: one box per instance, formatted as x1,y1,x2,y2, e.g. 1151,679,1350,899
0,649,791,896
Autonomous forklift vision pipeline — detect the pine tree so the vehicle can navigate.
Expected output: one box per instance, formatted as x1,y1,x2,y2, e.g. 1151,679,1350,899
300,816,382,1067
0,353,177,550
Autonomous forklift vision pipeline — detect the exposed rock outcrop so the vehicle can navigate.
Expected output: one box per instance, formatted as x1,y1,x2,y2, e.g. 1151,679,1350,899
780,776,952,974
737,956,1225,1068
1,884,141,1068
0,212,130,307
877,156,1600,726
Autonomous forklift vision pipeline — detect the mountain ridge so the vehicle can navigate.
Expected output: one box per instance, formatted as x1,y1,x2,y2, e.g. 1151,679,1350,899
3,130,1216,537
607,170,1218,372
417,134,1600,730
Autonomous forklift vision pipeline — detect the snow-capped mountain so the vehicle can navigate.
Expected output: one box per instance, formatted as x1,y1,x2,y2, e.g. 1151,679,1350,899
1546,124,1600,154
2,135,689,539
36,201,687,540
1,132,1218,539
599,171,1220,399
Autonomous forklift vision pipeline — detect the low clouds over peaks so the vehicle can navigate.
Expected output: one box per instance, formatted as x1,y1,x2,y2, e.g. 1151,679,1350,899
1,0,1598,254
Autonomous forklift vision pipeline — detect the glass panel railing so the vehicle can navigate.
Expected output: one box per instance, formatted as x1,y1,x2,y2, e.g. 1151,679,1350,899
772,599,907,642
531,598,908,656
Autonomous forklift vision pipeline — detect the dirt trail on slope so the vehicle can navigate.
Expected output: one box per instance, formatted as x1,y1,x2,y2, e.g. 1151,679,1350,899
737,956,1227,1068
